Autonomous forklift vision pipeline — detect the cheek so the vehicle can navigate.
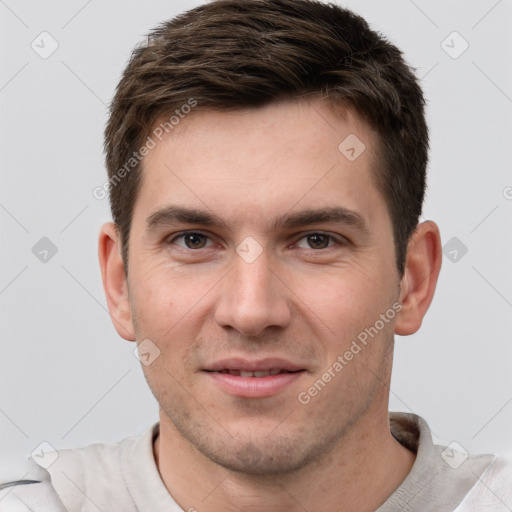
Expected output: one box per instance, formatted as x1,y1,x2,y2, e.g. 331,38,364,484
128,261,216,372
298,266,393,339
129,259,206,329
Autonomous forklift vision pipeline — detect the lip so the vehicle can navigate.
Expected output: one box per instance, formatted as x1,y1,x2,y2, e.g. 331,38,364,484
205,371,305,398
203,357,306,398
204,357,304,373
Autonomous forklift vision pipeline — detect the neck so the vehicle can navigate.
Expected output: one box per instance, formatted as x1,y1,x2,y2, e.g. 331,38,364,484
154,407,416,512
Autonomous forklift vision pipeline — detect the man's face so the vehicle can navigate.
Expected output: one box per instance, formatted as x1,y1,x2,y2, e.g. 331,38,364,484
125,99,402,474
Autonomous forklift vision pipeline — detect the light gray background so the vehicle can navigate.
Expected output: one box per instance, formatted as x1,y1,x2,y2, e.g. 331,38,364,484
1,0,511,466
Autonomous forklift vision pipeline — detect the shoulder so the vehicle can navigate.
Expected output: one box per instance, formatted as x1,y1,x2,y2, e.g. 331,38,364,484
40,425,158,512
384,412,510,512
455,452,512,511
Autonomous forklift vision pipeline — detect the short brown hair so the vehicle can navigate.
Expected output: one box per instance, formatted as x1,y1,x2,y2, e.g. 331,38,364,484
104,0,428,275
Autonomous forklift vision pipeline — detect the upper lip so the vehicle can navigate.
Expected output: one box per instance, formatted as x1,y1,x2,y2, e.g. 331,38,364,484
204,357,305,372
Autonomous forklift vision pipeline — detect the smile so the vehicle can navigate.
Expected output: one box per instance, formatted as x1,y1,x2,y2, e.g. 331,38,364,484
208,369,299,377
203,368,306,398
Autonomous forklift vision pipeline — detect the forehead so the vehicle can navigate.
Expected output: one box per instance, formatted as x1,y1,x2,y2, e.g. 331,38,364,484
133,98,386,230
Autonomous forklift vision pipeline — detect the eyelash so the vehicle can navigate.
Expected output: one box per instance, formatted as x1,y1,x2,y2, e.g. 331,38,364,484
166,231,347,251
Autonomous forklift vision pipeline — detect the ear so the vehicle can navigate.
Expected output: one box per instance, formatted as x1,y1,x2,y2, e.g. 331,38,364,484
98,222,136,341
394,221,442,336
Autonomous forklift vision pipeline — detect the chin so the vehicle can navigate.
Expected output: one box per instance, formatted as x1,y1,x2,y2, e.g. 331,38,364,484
198,436,320,476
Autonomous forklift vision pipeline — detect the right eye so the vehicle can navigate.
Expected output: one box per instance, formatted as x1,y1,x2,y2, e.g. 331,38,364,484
168,232,213,250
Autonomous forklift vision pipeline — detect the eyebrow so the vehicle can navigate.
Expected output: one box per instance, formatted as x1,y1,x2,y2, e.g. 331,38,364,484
146,206,231,232
145,205,369,234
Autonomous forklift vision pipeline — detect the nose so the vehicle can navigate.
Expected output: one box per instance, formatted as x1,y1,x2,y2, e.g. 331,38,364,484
213,247,292,337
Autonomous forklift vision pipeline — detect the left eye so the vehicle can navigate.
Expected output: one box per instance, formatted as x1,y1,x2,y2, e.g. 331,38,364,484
295,233,339,250
171,232,213,249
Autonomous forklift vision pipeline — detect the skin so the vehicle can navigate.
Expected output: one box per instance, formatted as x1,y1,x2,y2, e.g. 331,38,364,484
99,98,442,511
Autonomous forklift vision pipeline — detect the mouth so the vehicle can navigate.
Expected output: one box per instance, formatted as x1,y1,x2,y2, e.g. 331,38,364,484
203,358,306,398
206,368,301,377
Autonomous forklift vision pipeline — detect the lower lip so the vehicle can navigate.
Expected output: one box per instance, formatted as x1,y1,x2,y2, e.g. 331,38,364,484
204,371,305,398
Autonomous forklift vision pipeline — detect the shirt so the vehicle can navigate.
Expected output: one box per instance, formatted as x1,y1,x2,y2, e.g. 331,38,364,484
40,412,512,511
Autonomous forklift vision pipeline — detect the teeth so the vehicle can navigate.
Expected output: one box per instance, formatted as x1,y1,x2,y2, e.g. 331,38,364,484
253,370,271,377
216,369,295,377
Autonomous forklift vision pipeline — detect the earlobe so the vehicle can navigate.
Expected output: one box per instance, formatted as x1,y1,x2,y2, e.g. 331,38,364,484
394,221,442,336
98,222,136,341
